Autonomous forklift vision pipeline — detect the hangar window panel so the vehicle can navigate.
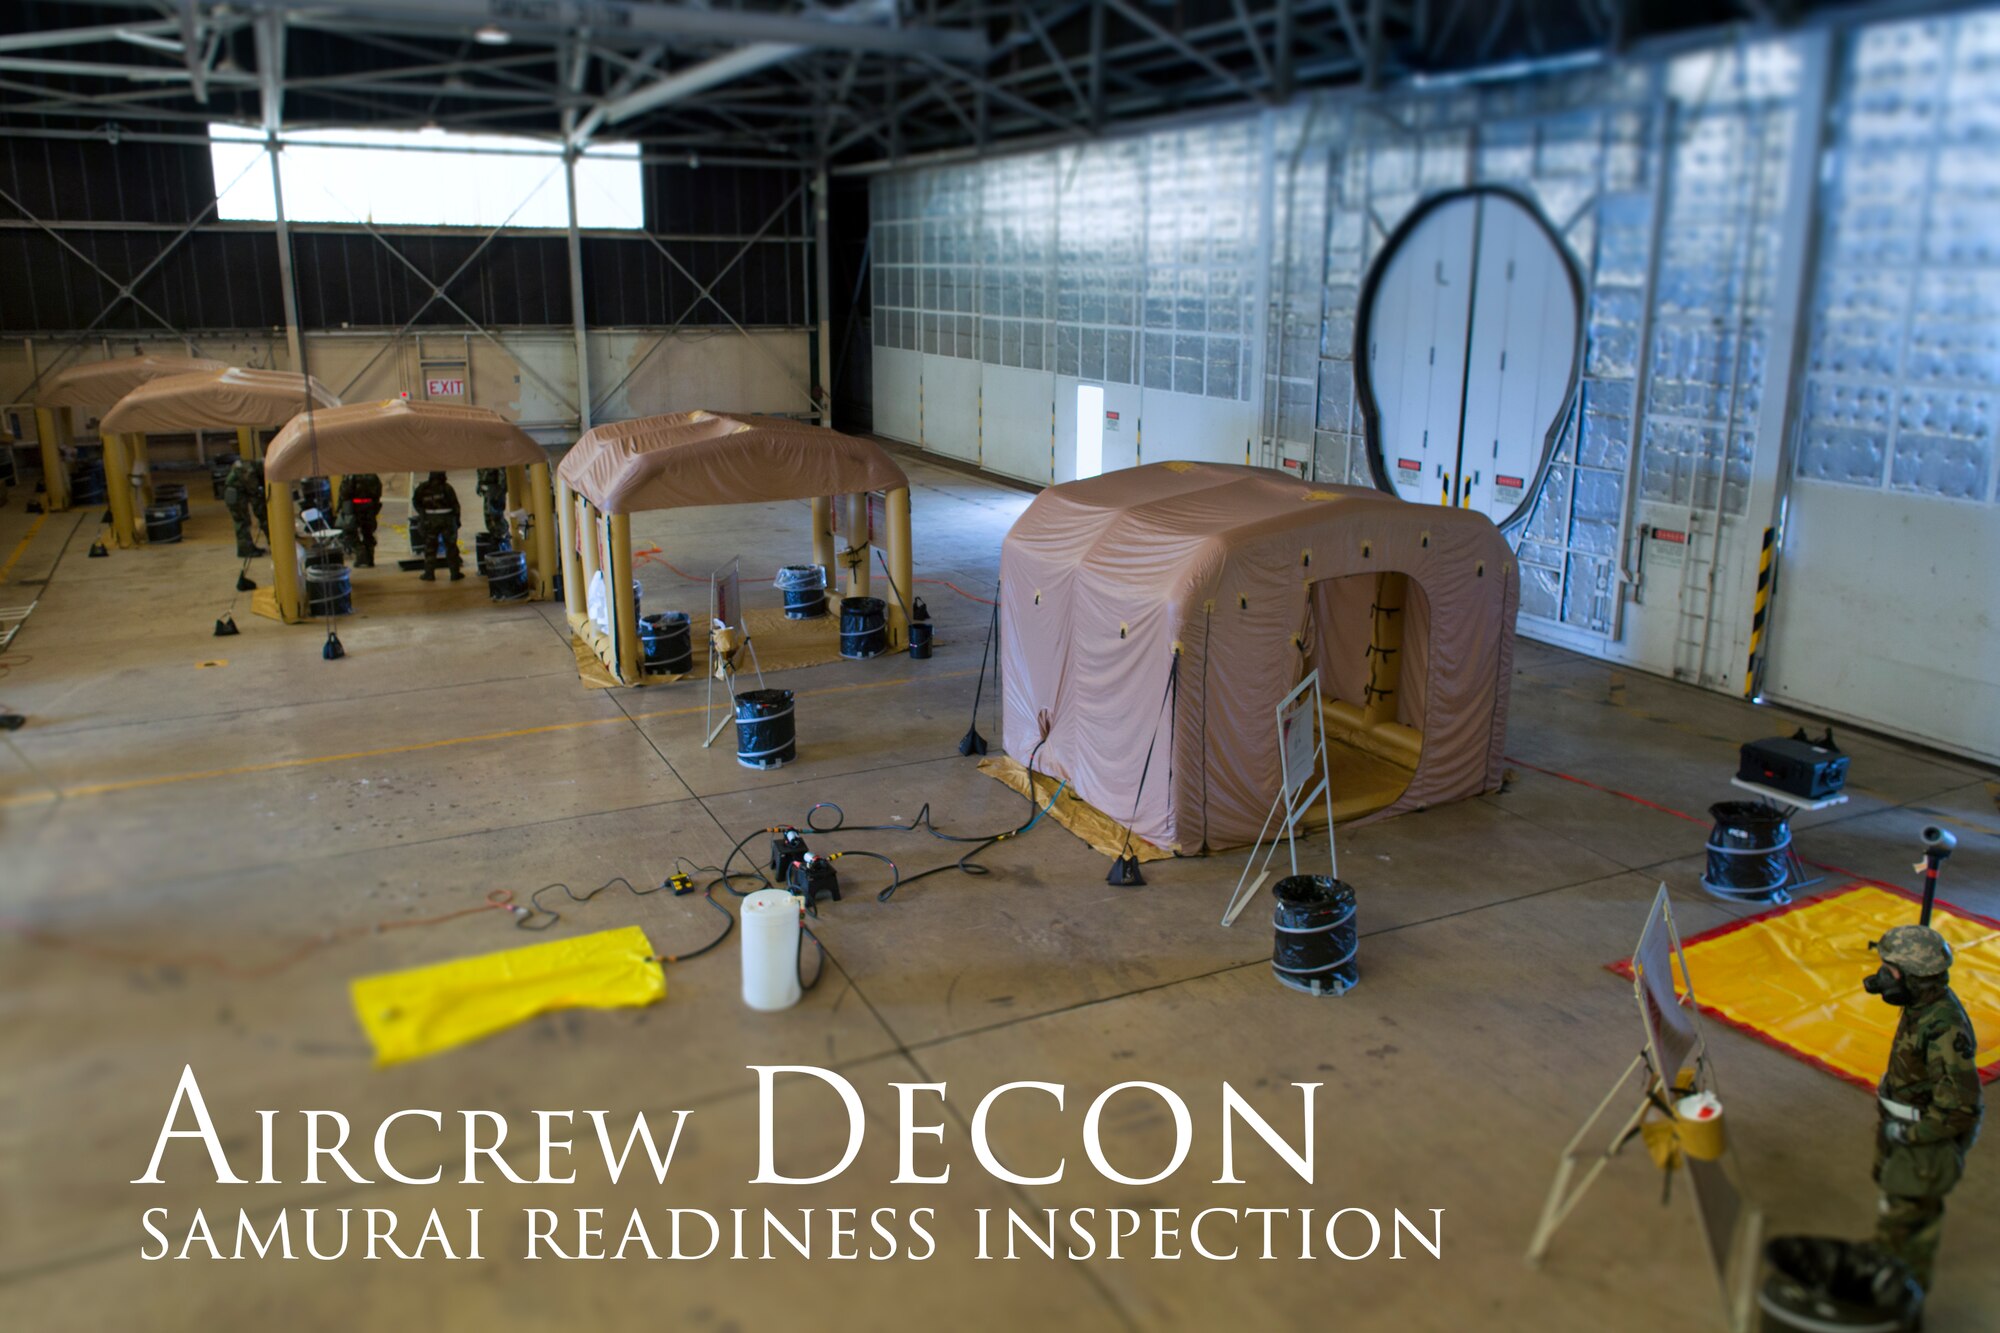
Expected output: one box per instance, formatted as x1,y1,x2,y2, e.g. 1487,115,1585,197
1801,13,2000,503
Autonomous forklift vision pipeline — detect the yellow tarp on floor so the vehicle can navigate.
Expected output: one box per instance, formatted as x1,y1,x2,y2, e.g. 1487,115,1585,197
350,925,664,1066
1661,885,2000,1089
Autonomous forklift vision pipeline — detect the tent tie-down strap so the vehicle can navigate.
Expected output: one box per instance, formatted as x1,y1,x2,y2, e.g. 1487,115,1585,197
1362,683,1396,704
1369,602,1402,617
1114,651,1181,868
1364,643,1399,658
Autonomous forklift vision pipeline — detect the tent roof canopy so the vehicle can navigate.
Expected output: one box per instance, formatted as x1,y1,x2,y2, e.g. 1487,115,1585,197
100,367,340,435
263,399,545,481
37,355,227,413
558,410,908,514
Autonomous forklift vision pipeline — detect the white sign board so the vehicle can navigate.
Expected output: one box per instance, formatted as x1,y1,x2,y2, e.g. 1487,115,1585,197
1222,670,1338,927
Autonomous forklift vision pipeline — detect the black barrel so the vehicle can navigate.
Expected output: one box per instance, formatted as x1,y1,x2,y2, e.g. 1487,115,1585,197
1758,1237,1920,1332
1272,875,1358,996
734,689,796,769
1702,801,1792,903
154,482,189,520
640,611,693,675
143,503,184,544
475,531,510,567
775,564,829,619
303,543,346,571
305,563,352,616
297,477,331,514
907,596,934,660
209,459,232,498
70,461,107,504
484,550,530,601
839,596,888,659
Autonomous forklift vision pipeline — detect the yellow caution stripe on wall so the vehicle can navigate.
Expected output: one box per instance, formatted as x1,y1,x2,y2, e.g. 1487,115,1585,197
1743,526,1773,698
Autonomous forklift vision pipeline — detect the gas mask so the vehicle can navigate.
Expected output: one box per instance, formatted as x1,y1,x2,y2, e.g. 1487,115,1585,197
1864,965,1917,1007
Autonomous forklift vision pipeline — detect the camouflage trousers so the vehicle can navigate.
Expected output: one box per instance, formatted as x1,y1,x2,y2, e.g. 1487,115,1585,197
1876,1192,1946,1292
411,517,461,575
227,501,260,557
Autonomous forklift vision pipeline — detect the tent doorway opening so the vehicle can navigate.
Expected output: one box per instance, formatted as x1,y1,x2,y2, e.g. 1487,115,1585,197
1076,385,1104,479
1306,570,1427,821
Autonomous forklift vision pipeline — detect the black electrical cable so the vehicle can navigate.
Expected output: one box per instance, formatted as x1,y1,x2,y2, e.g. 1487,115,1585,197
511,871,736,965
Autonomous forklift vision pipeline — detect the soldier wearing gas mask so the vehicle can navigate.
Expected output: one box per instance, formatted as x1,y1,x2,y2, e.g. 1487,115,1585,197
1866,924,1982,1294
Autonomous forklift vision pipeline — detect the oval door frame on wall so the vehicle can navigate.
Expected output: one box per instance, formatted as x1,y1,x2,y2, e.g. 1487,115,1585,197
1353,185,1586,532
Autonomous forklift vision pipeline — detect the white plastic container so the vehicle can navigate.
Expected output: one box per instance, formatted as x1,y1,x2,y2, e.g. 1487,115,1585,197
741,889,803,1011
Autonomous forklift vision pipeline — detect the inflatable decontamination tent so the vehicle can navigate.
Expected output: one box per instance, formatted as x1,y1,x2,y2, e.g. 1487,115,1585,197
1000,461,1518,853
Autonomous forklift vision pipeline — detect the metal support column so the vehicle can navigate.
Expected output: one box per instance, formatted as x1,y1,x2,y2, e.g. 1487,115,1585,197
565,147,593,432
813,166,834,426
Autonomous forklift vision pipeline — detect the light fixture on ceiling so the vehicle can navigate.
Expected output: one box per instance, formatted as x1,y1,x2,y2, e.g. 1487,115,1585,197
473,24,512,46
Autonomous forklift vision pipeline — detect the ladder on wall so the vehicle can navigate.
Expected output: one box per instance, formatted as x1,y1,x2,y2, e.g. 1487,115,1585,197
414,333,473,406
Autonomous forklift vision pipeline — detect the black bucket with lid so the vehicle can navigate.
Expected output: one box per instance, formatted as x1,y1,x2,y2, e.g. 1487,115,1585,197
306,563,352,616
154,482,189,520
734,688,796,769
70,460,107,504
640,611,693,674
775,564,829,620
484,550,530,601
1702,801,1792,903
1272,875,1358,996
1758,1236,1921,1332
475,531,510,567
839,596,888,660
143,503,183,544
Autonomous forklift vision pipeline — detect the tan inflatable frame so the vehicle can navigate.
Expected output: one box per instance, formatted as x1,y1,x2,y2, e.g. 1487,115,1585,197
557,481,913,687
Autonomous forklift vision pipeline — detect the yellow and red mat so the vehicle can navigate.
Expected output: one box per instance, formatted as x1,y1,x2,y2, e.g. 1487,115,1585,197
1613,884,2000,1089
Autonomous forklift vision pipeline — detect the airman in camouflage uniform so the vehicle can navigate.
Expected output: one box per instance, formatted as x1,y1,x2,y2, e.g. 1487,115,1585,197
475,467,509,542
1868,924,1982,1293
409,470,464,581
222,456,266,558
336,472,384,567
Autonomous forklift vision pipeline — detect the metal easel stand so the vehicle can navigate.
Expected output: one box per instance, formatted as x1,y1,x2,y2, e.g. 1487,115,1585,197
1221,670,1338,928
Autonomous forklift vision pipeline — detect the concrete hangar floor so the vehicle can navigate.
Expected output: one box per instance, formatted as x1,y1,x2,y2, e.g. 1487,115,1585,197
1,444,1995,1330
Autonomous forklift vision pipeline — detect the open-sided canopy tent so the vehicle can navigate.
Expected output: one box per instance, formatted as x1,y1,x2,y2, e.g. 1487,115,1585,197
1000,462,1518,854
29,354,226,517
556,411,914,686
259,399,558,622
100,367,339,434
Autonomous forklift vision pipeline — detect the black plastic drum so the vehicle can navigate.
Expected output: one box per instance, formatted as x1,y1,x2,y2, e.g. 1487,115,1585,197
475,531,510,567
70,461,107,504
1702,801,1792,903
1272,875,1358,996
306,564,352,617
640,611,693,675
143,503,183,544
839,596,888,660
209,459,232,498
154,482,189,520
484,550,530,601
734,688,796,769
1759,1236,1921,1332
775,564,829,619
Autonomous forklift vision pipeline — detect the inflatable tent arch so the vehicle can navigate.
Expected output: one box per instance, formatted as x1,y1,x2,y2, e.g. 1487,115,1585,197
556,411,913,686
999,462,1517,854
35,354,226,525
262,399,556,624
100,367,340,551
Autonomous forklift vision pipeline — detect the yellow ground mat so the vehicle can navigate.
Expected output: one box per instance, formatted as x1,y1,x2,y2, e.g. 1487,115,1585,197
977,754,1174,861
570,601,849,688
350,925,665,1066
1616,884,2000,1089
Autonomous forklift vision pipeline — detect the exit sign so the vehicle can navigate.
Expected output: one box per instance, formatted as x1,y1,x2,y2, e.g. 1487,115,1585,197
427,377,465,397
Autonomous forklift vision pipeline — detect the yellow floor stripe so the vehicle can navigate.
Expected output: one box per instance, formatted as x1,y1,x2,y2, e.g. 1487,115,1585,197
0,667,979,808
1,513,51,583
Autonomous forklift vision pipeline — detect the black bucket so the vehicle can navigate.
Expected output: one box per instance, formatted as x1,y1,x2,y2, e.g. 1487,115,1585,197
775,564,829,619
1702,801,1792,903
306,564,352,617
143,503,183,544
1272,875,1358,996
475,531,510,567
297,477,331,514
907,596,933,659
484,550,530,601
839,596,888,659
155,482,189,520
209,460,232,498
1758,1236,1921,1332
734,688,796,769
70,461,107,504
303,543,346,571
640,611,693,675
